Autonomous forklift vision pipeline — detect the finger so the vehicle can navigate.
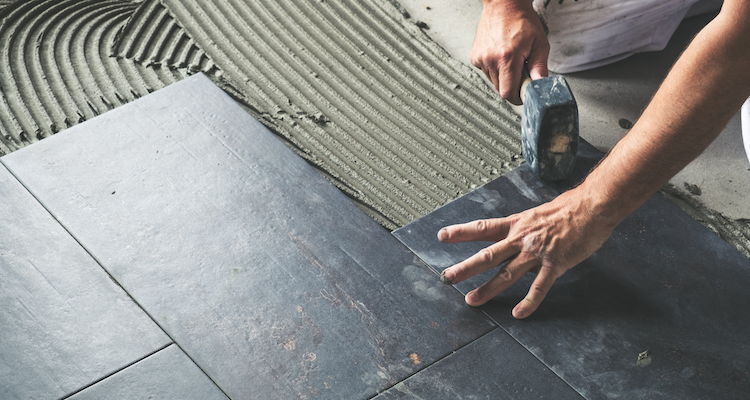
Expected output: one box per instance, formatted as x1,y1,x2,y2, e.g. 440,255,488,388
438,218,511,244
527,60,549,81
487,66,500,93
480,66,498,93
527,42,550,80
512,266,558,319
441,239,517,285
465,251,540,306
497,56,525,105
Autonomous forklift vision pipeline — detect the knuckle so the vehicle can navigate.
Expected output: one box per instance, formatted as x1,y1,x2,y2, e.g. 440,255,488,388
495,48,515,64
474,219,490,235
521,233,544,255
477,248,495,264
497,267,513,282
535,39,551,53
469,54,483,68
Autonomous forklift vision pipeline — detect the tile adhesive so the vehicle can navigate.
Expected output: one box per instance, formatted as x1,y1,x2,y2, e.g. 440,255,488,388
0,0,747,256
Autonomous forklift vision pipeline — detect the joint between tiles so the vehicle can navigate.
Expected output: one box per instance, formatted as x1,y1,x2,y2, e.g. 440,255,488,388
58,342,175,400
365,327,501,400
478,311,587,399
0,161,232,400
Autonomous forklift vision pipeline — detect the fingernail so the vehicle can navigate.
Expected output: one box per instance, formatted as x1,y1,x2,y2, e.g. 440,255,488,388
439,269,452,285
515,308,525,318
438,228,449,241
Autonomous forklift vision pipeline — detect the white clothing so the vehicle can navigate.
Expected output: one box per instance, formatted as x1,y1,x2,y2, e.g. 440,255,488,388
743,99,750,166
533,0,723,74
532,0,750,166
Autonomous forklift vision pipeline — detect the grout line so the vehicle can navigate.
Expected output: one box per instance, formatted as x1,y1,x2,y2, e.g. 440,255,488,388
390,234,587,399
4,145,579,399
58,343,174,400
365,327,500,400
0,161,233,400
476,311,587,399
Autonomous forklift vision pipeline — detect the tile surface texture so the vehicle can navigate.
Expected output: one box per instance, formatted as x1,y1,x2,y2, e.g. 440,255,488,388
68,345,227,400
394,142,750,399
0,165,170,399
373,329,583,400
2,74,495,399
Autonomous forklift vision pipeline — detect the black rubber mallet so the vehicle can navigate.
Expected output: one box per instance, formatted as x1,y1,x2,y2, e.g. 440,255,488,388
520,74,579,181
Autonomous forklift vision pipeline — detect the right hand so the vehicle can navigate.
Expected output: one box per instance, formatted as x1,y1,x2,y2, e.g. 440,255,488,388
470,0,550,105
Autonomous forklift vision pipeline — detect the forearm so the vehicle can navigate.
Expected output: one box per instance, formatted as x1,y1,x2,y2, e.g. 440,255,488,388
579,2,750,227
440,1,750,318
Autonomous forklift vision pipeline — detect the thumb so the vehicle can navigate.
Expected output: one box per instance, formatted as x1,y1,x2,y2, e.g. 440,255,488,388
526,41,550,80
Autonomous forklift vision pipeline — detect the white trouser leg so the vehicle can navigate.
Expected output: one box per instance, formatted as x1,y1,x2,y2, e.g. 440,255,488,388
743,97,750,166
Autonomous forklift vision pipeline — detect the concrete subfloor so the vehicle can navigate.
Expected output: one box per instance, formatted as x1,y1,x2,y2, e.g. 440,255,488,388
400,0,750,220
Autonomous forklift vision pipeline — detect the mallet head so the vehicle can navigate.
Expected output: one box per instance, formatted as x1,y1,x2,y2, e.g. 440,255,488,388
521,75,579,181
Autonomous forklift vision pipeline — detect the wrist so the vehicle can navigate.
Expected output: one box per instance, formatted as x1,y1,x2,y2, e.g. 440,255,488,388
572,156,650,230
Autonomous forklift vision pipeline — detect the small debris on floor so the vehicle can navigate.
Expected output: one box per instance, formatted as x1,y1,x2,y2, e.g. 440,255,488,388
619,118,633,129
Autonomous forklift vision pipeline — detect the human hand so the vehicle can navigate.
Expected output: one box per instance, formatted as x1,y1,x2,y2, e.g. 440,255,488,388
437,189,615,319
470,0,550,105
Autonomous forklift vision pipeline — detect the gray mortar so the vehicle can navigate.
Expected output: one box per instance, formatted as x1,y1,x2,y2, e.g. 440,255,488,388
0,0,189,152
660,184,750,258
0,0,519,229
0,0,747,259
118,0,523,228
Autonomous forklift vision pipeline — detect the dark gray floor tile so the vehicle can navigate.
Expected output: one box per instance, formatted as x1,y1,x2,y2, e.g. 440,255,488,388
2,74,495,399
68,344,227,400
393,143,750,399
0,166,170,400
374,328,583,400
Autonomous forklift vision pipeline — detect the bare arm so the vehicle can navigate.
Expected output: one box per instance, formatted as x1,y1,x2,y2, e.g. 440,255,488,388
441,1,750,318
470,0,549,104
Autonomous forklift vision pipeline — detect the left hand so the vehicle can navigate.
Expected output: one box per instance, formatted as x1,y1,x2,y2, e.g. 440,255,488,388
437,189,615,319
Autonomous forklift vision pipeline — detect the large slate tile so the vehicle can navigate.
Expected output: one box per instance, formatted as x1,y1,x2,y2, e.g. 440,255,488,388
374,329,583,400
68,344,227,400
0,166,170,399
2,73,495,399
393,144,750,399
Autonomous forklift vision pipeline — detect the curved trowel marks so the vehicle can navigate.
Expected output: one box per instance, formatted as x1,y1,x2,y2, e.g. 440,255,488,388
151,0,522,228
0,0,521,229
111,0,218,75
0,0,188,153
